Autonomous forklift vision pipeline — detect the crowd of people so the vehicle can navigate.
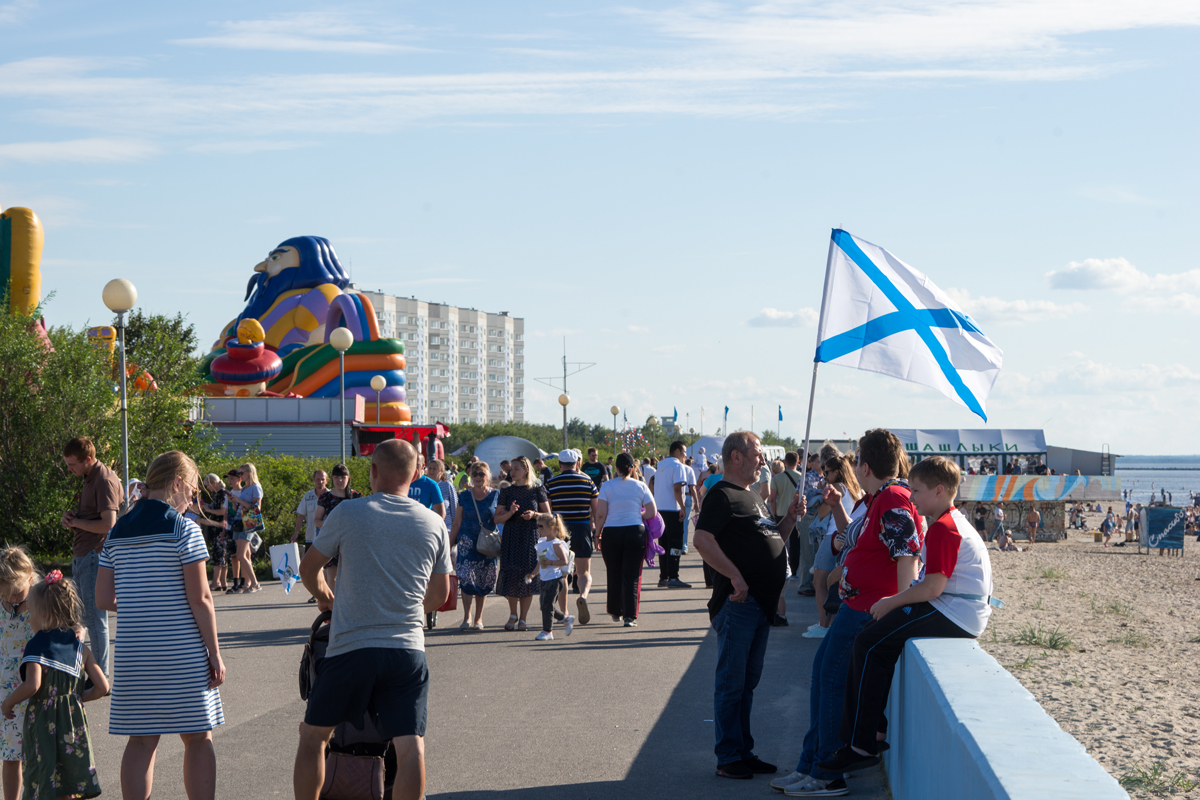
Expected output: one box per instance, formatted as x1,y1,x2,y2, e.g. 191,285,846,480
12,425,1079,799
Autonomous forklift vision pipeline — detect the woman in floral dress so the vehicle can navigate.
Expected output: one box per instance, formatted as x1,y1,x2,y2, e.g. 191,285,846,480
449,463,499,630
493,457,550,631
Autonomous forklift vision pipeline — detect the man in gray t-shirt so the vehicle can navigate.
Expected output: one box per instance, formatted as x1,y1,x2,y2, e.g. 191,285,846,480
295,439,453,800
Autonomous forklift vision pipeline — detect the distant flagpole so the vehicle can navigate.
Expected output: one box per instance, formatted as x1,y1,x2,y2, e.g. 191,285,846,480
778,405,782,438
801,232,840,474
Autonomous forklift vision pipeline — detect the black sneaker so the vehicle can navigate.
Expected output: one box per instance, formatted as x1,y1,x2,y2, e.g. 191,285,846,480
666,578,692,589
772,614,789,627
658,579,668,587
817,745,879,774
741,755,778,774
716,761,753,780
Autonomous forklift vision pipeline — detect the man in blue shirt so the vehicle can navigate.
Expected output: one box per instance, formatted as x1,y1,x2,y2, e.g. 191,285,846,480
408,459,446,519
409,458,447,630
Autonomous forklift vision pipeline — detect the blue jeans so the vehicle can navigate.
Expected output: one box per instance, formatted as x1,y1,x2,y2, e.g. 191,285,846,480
796,604,874,780
683,496,693,552
712,596,771,764
72,550,109,674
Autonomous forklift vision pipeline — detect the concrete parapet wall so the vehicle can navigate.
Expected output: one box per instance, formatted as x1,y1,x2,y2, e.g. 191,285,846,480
883,639,1128,800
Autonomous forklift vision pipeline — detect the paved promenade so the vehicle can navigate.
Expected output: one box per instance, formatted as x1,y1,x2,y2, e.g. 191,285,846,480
87,553,889,799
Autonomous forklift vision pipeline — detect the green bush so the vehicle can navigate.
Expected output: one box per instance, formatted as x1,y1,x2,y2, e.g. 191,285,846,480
198,453,372,553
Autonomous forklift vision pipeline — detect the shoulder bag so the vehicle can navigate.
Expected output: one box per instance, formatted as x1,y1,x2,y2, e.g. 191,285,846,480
470,491,502,558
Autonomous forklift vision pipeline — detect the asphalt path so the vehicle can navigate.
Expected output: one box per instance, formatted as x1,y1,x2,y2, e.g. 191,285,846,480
86,553,889,799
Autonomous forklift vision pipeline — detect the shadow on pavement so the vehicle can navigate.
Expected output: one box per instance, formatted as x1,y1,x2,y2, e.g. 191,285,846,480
219,628,311,649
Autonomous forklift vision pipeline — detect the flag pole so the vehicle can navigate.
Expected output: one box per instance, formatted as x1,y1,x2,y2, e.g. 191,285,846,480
801,229,841,471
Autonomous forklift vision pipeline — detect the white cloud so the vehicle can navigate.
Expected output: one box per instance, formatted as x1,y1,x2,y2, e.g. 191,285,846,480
0,0,35,26
1077,186,1158,205
1,3,1197,141
1033,359,1200,396
747,307,818,327
627,325,650,333
187,140,317,155
632,0,1200,74
173,13,418,55
1045,257,1200,294
945,288,1085,324
0,138,157,164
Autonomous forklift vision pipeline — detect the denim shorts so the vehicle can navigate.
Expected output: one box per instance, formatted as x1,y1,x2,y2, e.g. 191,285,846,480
813,533,837,572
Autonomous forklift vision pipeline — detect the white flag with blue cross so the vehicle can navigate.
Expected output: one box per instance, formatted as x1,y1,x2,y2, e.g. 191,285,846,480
814,229,1003,420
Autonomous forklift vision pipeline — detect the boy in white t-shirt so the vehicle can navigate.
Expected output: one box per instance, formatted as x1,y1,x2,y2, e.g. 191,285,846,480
817,456,997,775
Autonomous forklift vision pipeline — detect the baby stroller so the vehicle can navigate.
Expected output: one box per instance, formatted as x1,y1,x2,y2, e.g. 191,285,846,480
300,611,397,798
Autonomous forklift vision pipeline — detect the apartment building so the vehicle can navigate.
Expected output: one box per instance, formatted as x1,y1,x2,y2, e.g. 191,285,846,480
356,290,525,425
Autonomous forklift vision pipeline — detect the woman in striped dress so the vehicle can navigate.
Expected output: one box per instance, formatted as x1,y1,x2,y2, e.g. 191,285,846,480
96,451,225,800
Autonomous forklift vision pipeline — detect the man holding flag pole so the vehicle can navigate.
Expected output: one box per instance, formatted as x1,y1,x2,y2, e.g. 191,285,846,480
777,229,1003,797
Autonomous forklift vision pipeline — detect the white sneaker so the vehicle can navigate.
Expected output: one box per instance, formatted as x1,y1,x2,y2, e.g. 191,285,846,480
801,625,828,639
805,623,822,631
785,777,848,797
564,615,575,636
770,771,810,791
535,631,553,641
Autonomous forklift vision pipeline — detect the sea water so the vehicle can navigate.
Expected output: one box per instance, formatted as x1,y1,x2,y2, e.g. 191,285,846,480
1115,455,1200,505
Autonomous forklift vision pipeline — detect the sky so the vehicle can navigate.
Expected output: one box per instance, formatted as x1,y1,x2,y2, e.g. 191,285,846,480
2,0,1198,455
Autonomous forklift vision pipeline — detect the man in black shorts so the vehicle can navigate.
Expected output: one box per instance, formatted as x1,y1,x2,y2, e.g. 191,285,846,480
545,449,600,623
295,439,453,800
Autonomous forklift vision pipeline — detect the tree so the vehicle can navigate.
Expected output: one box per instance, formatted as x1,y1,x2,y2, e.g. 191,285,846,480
0,309,121,554
118,309,203,391
760,430,801,453
0,305,217,556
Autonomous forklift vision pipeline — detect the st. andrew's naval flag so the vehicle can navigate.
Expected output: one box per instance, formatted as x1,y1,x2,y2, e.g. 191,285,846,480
815,230,1003,420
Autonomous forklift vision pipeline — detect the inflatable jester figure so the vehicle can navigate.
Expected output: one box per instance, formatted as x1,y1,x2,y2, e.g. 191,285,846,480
201,236,410,422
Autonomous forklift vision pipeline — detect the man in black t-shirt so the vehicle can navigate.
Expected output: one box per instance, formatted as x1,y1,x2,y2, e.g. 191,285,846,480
581,448,608,488
694,431,806,781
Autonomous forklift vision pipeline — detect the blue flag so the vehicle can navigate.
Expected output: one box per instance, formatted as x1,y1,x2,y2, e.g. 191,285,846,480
778,405,783,422
673,407,678,421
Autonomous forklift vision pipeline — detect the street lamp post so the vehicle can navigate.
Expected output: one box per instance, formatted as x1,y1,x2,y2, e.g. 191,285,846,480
102,279,137,511
610,405,620,461
330,327,355,463
648,415,657,454
558,394,570,449
370,374,386,425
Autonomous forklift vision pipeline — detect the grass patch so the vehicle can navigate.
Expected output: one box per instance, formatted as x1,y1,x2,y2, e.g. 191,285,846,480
1038,566,1070,580
1009,624,1074,650
1030,598,1046,611
1108,631,1151,649
1006,653,1044,671
1103,599,1133,617
1118,761,1198,794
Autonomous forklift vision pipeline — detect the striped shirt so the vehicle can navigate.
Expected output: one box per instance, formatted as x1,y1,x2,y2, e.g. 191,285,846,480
544,471,599,524
100,499,224,736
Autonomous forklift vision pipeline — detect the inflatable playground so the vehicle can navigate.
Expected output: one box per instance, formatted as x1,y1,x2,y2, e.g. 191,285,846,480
198,236,411,423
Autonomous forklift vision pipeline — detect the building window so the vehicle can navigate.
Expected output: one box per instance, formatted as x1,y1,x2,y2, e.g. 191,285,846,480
515,333,523,341
515,376,523,384
515,405,523,412
515,390,523,399
515,361,522,370
515,348,523,355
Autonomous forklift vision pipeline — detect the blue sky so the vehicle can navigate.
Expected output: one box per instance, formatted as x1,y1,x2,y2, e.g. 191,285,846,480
2,1,1198,454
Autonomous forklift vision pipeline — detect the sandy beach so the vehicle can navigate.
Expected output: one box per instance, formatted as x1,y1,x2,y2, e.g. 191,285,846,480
977,511,1200,797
